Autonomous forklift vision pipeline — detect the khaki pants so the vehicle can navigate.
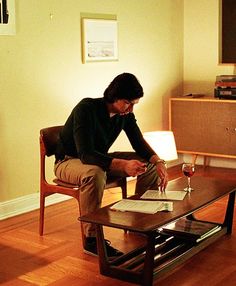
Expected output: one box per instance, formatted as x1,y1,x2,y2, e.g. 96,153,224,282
54,152,159,238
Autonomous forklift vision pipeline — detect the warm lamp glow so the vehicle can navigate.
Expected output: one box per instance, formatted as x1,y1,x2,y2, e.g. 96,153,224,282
143,131,178,161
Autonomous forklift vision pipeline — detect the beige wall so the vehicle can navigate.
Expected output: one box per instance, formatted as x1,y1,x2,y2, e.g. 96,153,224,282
183,0,236,168
0,0,183,203
183,0,234,95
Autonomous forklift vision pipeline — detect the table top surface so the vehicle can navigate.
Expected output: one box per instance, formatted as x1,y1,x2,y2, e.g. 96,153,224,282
80,176,236,233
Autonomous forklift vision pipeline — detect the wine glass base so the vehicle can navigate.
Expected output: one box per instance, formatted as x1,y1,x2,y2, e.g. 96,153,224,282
184,187,194,192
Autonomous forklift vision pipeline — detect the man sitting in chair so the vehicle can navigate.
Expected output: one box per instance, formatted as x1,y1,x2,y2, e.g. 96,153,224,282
54,73,168,258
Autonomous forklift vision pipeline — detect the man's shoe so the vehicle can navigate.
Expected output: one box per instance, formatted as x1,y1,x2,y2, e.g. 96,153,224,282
84,237,123,258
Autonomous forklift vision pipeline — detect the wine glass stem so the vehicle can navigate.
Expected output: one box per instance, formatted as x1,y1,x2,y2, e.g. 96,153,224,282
188,177,191,190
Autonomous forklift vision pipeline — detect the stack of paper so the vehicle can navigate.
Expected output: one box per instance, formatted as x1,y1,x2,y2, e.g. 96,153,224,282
110,199,173,214
140,190,187,201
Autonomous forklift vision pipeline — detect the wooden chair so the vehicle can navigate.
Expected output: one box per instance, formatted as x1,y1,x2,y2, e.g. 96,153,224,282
39,126,127,244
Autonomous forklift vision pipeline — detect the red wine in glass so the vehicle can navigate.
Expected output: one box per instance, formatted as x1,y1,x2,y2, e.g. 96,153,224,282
182,163,195,192
183,169,195,177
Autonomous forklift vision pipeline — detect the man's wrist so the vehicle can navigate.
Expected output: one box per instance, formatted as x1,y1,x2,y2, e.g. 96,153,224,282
154,159,167,166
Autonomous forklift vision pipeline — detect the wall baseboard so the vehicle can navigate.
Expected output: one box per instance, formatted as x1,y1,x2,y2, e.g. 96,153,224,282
0,178,137,221
0,178,136,221
0,193,71,221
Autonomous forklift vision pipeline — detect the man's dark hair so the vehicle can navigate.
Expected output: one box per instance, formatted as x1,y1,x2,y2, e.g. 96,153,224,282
103,73,144,103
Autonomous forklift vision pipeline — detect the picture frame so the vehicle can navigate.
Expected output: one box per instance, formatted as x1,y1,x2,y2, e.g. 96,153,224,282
0,0,16,35
81,18,118,63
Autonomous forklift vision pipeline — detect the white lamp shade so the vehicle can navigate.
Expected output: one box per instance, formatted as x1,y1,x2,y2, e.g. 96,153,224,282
143,131,178,161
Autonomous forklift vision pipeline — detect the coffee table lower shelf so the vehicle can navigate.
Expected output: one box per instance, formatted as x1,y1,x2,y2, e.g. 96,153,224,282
96,225,227,286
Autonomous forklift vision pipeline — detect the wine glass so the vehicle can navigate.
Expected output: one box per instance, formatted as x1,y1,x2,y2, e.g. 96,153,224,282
182,163,195,192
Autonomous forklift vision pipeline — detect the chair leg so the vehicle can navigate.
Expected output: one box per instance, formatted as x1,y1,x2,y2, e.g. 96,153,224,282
120,178,128,234
39,192,45,236
121,178,127,199
76,198,85,248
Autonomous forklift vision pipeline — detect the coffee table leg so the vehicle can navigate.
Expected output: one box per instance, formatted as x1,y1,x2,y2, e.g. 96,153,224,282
223,191,236,234
141,233,156,286
95,224,110,275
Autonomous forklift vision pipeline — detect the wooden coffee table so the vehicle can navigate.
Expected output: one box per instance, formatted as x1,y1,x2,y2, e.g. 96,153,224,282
80,176,236,285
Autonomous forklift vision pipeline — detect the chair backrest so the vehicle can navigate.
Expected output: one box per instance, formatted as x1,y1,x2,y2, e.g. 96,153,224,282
40,126,63,157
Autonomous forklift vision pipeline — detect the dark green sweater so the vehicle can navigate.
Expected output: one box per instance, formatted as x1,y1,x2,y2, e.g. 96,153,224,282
56,97,155,171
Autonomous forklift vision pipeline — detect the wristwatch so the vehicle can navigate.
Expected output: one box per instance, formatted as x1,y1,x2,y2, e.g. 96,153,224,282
155,159,167,166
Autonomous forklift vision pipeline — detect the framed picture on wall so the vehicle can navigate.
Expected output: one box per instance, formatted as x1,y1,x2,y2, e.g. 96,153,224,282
220,0,236,63
81,18,118,63
0,0,16,35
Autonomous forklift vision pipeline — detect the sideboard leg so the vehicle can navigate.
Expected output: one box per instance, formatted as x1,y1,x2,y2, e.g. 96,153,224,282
192,154,198,165
203,156,209,168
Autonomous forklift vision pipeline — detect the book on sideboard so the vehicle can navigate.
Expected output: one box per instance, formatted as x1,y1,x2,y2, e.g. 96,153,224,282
162,218,222,243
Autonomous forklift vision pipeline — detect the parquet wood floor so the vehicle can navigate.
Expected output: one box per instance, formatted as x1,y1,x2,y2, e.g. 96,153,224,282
1,165,236,285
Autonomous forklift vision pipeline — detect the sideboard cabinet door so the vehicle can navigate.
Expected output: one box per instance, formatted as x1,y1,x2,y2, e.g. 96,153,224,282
169,98,236,158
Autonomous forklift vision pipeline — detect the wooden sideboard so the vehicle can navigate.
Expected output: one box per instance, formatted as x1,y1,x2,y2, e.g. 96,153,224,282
169,97,236,162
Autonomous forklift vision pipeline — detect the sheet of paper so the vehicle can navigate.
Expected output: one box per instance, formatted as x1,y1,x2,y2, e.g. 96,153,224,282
140,190,187,201
110,199,173,214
